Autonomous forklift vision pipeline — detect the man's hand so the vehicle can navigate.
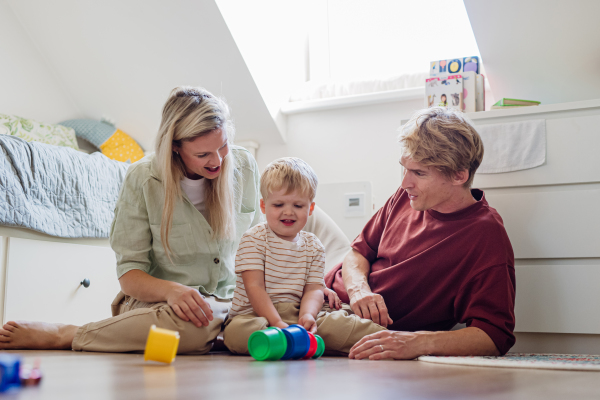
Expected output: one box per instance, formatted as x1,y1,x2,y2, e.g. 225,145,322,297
298,314,317,334
166,284,213,327
349,291,393,328
348,330,428,360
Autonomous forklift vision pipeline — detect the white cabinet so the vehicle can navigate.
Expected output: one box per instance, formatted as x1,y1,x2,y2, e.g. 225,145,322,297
468,101,600,335
3,238,121,326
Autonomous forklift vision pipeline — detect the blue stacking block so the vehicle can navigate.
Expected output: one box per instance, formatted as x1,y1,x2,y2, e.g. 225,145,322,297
280,325,310,360
0,354,21,392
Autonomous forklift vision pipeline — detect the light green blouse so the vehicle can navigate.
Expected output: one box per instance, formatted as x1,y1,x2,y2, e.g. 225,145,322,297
110,146,261,300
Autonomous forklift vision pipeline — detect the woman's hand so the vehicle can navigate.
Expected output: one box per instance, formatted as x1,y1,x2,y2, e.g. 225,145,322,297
166,284,214,328
323,287,342,310
298,314,317,334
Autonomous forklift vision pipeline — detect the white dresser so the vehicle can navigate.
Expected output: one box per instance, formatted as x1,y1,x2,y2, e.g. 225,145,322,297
0,227,120,326
469,100,600,352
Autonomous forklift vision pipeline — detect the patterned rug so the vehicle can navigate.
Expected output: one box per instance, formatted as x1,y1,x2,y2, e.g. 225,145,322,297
418,353,600,371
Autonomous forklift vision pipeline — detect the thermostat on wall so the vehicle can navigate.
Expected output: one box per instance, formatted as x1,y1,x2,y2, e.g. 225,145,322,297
344,193,365,217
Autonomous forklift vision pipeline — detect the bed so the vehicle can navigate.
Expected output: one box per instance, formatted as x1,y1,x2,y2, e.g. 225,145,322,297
0,134,351,326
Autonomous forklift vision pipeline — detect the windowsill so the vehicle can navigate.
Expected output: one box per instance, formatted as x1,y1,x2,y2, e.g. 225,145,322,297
401,98,600,125
280,86,424,115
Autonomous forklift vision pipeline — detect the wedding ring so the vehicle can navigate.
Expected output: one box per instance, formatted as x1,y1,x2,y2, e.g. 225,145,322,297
379,345,384,352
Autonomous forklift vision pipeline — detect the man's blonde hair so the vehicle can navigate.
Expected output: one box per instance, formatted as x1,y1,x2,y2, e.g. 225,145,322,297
260,157,318,201
398,107,484,188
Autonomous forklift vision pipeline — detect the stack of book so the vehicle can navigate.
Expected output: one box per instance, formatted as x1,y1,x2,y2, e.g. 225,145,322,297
425,56,485,113
491,98,541,110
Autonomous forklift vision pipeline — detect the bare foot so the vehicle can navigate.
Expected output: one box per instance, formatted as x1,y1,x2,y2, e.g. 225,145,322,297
0,321,78,350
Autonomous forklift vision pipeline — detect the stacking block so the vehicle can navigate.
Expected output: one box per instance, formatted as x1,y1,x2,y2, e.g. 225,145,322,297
144,325,180,364
0,354,21,392
248,324,325,361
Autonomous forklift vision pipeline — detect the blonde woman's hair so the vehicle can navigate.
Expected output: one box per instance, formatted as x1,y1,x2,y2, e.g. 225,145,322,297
155,86,237,261
398,107,484,188
260,157,318,201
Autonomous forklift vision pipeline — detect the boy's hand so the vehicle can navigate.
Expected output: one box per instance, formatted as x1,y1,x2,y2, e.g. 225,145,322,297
273,321,289,330
324,287,342,310
298,314,317,334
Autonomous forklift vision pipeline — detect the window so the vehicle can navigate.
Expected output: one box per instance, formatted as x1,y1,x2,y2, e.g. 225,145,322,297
309,0,481,81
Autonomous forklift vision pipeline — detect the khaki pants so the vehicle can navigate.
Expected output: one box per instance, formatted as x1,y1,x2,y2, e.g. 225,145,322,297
223,302,385,355
72,291,231,354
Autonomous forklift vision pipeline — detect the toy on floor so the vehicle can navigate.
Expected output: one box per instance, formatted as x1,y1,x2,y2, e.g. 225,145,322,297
0,354,21,392
59,118,145,163
144,325,180,364
19,358,42,386
248,324,325,361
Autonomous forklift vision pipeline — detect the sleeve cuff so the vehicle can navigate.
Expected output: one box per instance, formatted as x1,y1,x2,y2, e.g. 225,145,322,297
117,264,150,279
468,319,515,356
350,242,376,263
235,265,265,273
307,278,326,287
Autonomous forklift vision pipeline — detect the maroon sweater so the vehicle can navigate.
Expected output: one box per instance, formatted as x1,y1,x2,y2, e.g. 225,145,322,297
325,188,516,355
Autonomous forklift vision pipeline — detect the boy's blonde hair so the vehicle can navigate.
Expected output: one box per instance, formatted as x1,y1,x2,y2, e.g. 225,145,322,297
398,107,484,188
260,157,318,201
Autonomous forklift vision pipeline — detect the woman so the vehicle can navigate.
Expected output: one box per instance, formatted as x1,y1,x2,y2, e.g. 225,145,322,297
0,86,261,353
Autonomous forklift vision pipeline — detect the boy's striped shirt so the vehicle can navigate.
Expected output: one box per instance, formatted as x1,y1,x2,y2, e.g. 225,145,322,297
229,222,326,317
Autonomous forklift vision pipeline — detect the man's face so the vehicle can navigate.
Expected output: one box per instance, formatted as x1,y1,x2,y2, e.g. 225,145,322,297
400,155,456,212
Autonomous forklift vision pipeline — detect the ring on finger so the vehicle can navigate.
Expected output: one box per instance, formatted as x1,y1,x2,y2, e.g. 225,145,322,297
379,344,384,352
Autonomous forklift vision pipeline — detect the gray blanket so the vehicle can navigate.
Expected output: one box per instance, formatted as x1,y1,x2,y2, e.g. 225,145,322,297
0,135,130,238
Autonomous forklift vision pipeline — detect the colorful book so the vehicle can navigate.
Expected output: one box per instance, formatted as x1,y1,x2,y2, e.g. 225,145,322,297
461,71,477,113
430,56,480,77
493,98,540,106
445,75,463,111
490,105,536,110
475,74,485,112
425,75,463,111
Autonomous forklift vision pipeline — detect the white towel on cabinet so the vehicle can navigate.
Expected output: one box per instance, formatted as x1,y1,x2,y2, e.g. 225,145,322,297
477,119,546,174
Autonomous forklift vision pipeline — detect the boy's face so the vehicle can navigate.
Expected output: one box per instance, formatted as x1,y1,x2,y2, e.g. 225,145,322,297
260,188,315,242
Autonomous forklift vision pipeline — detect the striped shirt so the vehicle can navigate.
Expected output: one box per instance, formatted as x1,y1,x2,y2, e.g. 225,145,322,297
229,222,326,317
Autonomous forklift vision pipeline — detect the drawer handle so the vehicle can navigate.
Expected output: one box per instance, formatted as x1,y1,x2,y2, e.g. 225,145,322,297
80,279,90,288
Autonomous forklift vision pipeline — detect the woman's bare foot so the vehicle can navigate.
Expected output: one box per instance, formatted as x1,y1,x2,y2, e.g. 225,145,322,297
0,321,78,350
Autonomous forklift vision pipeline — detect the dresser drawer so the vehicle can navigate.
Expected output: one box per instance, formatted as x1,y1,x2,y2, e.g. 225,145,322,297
3,238,121,325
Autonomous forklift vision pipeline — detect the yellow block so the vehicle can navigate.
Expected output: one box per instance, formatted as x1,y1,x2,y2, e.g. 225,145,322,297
99,129,145,163
144,325,180,364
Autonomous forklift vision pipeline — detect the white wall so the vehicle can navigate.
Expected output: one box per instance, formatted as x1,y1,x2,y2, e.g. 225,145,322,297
0,0,78,123
257,99,423,210
464,0,600,106
6,0,281,151
216,0,310,138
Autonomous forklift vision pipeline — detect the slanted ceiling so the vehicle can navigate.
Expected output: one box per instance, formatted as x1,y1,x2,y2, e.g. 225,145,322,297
464,0,600,105
6,0,282,151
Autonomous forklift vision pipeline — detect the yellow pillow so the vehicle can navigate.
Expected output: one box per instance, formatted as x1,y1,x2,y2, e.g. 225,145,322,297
99,129,145,163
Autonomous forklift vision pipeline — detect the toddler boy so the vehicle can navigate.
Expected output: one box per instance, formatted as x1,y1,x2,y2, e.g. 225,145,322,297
223,157,384,355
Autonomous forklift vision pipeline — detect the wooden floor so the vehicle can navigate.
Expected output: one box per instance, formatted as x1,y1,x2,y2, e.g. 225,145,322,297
2,350,600,399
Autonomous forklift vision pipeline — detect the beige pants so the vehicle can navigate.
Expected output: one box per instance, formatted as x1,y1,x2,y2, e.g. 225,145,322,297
72,291,231,354
223,302,385,355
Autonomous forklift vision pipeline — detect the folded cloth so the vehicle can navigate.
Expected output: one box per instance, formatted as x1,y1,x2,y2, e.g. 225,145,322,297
477,119,546,174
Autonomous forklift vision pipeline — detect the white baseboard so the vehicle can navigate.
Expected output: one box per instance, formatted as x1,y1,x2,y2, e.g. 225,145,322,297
512,332,600,355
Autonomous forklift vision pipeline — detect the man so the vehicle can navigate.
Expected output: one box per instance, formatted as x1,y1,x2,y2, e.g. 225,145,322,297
325,107,515,360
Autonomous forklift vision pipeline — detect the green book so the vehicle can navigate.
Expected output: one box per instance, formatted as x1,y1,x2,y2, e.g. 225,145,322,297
494,98,541,106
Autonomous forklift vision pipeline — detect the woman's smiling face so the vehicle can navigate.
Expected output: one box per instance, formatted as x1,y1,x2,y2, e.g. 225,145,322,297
174,128,229,180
